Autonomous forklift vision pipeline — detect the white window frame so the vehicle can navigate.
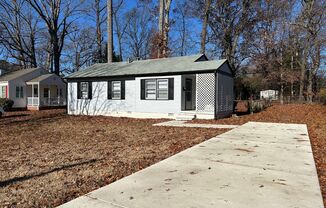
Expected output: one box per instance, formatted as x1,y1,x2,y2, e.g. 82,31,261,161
145,79,169,100
80,82,89,99
111,81,121,100
0,86,6,98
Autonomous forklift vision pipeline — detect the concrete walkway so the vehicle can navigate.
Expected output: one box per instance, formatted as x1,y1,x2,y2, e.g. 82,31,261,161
60,122,323,208
153,120,239,129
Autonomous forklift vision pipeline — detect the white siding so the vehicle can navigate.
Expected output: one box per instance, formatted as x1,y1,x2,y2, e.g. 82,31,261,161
8,69,44,108
68,75,182,116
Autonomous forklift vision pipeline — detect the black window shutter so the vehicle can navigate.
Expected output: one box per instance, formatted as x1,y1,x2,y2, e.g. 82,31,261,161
168,78,174,100
108,81,112,99
77,82,81,99
121,81,125,99
141,79,145,100
88,81,92,99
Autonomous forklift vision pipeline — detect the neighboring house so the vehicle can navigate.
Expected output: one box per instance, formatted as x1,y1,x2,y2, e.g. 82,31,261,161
260,90,279,100
66,54,234,119
0,69,5,76
0,68,66,110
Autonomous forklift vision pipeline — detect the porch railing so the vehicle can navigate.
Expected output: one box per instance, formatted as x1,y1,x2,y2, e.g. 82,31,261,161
27,97,39,106
41,97,66,106
27,97,66,106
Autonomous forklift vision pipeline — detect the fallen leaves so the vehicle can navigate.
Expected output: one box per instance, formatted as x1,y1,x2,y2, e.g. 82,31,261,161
0,109,226,207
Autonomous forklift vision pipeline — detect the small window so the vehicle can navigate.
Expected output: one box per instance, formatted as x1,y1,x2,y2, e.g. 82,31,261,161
44,88,49,98
15,86,23,98
112,81,121,99
59,88,63,97
80,82,89,99
145,80,156,99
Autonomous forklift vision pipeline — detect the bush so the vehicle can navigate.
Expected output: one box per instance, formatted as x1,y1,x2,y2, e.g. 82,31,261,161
247,100,269,114
318,88,326,105
0,98,14,111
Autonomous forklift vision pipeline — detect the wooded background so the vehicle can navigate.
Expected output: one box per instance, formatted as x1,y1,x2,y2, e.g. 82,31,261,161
0,0,325,102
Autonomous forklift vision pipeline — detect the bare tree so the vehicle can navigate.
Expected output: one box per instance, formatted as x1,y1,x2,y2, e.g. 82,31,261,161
26,0,81,75
125,7,154,59
207,0,261,74
0,0,38,68
113,0,129,61
63,26,96,73
171,1,196,56
295,0,325,102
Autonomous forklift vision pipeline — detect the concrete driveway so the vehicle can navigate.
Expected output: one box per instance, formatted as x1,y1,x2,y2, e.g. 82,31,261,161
60,122,324,208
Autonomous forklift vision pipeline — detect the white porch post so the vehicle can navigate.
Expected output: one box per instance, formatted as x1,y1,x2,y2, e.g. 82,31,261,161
38,83,40,106
48,86,51,106
31,84,34,106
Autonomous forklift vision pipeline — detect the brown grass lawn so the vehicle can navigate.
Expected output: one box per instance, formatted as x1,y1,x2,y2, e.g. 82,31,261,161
192,103,326,206
0,110,227,207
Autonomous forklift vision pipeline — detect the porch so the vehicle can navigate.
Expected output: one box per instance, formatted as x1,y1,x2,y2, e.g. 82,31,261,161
26,74,66,110
179,73,216,119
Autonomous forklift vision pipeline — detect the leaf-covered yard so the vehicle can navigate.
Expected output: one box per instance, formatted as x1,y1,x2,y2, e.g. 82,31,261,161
191,103,326,206
0,110,227,207
1,104,325,207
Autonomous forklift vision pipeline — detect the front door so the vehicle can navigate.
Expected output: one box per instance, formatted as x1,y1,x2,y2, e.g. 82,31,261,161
185,78,193,110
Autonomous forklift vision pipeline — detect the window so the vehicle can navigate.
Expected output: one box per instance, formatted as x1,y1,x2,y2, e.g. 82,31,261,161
78,82,92,99
112,81,121,99
15,86,23,98
157,79,168,99
145,79,156,99
108,80,125,100
141,78,173,100
44,88,49,98
0,86,6,98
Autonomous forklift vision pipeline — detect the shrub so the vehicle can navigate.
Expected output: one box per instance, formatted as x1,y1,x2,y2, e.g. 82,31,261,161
0,98,14,111
247,100,268,114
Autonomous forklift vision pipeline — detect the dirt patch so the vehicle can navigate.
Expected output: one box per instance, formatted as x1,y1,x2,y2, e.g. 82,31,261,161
191,103,326,206
0,109,227,207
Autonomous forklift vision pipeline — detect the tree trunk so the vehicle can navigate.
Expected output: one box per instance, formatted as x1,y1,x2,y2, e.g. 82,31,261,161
200,0,211,54
162,0,172,57
299,48,308,102
158,0,165,57
53,43,60,75
107,0,113,63
96,0,102,63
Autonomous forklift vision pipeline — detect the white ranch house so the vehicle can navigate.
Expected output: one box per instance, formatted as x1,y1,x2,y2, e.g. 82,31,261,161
66,54,234,119
0,68,66,110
